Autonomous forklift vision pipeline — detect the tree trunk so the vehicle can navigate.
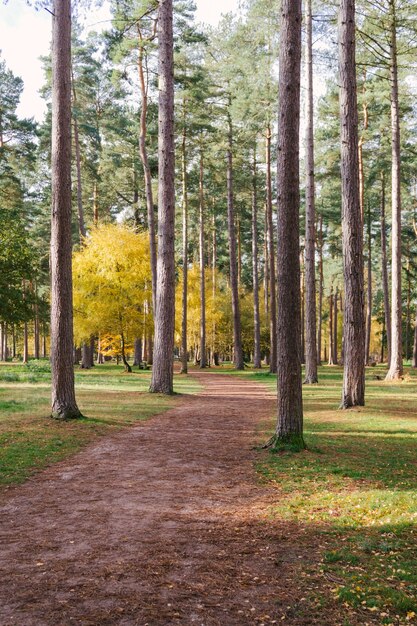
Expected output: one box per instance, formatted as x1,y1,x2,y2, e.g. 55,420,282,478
328,290,335,365
226,107,244,370
89,335,95,367
199,145,207,368
273,0,304,449
120,332,132,373
304,0,318,384
338,0,365,407
266,124,277,373
50,0,81,419
300,252,305,364
365,203,372,365
133,338,142,366
252,144,262,369
386,3,403,380
150,0,175,393
180,97,188,374
380,171,391,365
333,287,338,365
412,306,417,368
81,342,91,369
138,35,157,316
317,213,323,364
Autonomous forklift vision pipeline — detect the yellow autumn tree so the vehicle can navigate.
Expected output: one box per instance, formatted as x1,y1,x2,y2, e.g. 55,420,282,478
73,224,152,371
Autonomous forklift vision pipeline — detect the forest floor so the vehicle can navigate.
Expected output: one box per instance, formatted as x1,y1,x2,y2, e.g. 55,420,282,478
0,365,416,625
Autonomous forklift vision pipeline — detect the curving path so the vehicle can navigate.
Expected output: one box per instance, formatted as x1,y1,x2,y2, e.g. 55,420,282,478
0,372,316,626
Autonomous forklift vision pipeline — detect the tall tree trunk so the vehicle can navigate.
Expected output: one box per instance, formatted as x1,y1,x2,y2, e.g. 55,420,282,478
333,287,338,364
226,107,244,370
338,0,365,407
300,252,305,364
23,321,29,363
304,0,318,384
180,98,188,374
266,124,277,373
273,0,304,448
81,343,91,369
412,306,417,368
328,290,335,365
50,0,81,419
405,250,411,362
138,35,157,316
150,0,175,394
365,203,372,364
199,145,207,368
380,171,391,365
386,2,403,380
133,338,142,367
211,209,217,364
317,213,324,365
252,144,262,369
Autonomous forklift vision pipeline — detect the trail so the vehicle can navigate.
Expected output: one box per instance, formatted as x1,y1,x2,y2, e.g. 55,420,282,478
0,372,315,626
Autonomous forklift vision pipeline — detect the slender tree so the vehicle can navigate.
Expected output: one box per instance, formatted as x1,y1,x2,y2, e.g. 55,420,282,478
149,0,175,394
252,143,261,368
226,107,244,370
273,0,304,448
199,144,207,368
304,0,318,383
338,0,365,407
50,0,81,419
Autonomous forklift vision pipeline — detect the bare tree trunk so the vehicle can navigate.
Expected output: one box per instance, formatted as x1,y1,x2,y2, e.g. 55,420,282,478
133,338,142,366
365,203,372,365
138,36,157,316
33,281,40,360
199,145,207,368
386,3,403,380
317,213,323,365
50,0,81,419
81,343,91,369
300,252,305,364
263,207,269,318
12,324,16,359
273,0,304,449
180,98,188,374
412,306,417,368
266,124,277,373
120,332,132,373
150,0,175,393
338,0,365,407
380,171,391,365
226,107,244,370
333,287,338,364
304,0,318,383
328,290,335,365
252,144,262,368
23,321,29,363
405,251,411,362
89,335,95,367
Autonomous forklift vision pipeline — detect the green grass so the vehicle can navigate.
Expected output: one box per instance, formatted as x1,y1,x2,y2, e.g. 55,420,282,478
0,362,200,487
227,364,417,624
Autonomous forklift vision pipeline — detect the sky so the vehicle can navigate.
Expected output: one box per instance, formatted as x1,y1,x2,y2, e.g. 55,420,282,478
0,0,240,122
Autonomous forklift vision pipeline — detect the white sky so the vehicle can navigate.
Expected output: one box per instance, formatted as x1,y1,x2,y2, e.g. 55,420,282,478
0,0,240,122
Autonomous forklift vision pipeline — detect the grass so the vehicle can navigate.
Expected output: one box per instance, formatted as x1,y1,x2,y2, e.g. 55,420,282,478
226,363,417,624
0,361,200,487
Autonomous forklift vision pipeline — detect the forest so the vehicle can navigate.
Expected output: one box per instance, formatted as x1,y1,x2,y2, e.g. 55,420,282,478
0,0,417,624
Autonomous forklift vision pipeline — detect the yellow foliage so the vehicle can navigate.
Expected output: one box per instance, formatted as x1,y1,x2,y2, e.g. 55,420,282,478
73,224,153,346
175,266,232,352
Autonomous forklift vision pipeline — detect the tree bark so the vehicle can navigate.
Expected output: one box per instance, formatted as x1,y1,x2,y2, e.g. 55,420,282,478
304,0,318,384
412,306,417,368
380,171,391,365
149,0,175,394
133,337,142,366
180,98,188,374
338,0,365,407
333,287,338,365
199,144,207,368
266,124,277,373
328,290,335,365
226,107,244,370
386,1,403,380
252,144,262,369
50,0,81,419
274,0,304,448
365,203,372,365
317,213,323,364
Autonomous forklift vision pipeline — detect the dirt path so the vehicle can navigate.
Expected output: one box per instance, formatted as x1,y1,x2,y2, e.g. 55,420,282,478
0,373,318,626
